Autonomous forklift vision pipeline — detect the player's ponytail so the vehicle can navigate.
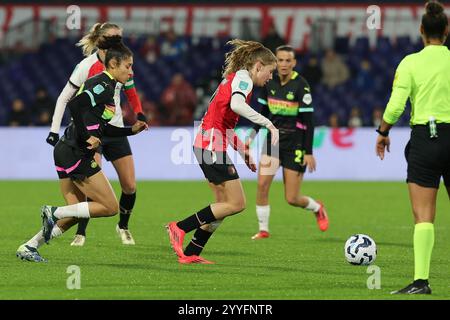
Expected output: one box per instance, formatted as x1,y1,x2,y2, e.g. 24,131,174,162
422,1,448,41
222,39,276,78
77,22,122,57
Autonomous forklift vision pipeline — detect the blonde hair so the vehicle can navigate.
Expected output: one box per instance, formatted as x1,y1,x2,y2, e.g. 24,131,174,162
222,39,277,77
76,22,122,57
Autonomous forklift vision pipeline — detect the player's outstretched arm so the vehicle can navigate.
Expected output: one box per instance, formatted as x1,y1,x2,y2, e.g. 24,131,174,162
230,94,278,145
46,82,78,146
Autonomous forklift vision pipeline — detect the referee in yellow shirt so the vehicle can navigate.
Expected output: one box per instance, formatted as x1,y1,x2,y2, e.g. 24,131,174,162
376,0,449,294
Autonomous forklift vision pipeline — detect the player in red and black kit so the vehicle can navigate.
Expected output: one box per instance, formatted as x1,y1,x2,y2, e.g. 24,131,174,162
17,44,147,262
166,39,279,264
45,23,146,246
250,45,328,240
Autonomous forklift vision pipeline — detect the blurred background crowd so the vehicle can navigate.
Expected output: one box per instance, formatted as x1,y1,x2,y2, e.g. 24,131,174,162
1,2,448,129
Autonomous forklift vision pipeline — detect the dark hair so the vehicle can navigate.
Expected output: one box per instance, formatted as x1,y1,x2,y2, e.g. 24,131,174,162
97,35,123,50
104,43,133,69
422,1,448,40
275,45,295,54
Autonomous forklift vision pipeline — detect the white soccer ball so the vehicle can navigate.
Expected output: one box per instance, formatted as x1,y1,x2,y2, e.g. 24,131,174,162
344,234,377,265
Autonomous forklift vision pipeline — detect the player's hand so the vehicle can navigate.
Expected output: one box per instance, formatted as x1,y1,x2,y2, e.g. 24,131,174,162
132,120,149,134
376,135,390,160
136,112,147,122
46,132,59,146
242,148,256,172
86,136,101,150
267,124,279,146
303,155,316,173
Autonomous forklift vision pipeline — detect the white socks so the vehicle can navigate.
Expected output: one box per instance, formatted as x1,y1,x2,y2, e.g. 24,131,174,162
256,205,270,232
53,202,90,219
305,197,321,212
26,225,63,248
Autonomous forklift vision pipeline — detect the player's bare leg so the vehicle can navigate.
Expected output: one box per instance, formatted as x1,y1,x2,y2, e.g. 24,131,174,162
283,167,328,231
252,154,278,239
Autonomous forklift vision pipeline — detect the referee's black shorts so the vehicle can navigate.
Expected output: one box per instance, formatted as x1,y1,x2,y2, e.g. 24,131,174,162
405,124,450,188
193,147,239,185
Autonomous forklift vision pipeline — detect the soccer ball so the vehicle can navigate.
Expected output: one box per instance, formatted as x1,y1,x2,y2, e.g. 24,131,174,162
344,234,377,265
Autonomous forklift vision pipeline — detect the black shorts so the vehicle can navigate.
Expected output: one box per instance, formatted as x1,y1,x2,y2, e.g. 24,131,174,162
405,124,450,188
97,136,132,162
193,147,239,185
54,141,101,181
261,134,306,173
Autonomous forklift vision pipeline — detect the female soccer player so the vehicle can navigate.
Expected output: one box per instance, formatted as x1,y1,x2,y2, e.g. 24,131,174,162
46,23,146,246
166,39,279,264
376,0,449,294
249,45,328,240
17,44,147,262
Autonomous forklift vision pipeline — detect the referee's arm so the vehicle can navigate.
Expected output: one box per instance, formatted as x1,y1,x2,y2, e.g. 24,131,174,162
381,58,413,132
377,58,412,159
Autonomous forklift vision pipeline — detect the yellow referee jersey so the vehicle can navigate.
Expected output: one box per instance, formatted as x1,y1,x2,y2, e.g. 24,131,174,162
383,45,450,125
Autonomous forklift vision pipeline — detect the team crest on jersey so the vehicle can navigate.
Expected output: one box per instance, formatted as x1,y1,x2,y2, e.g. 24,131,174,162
93,84,105,95
90,160,98,169
302,93,312,105
286,92,295,100
239,81,249,90
270,90,276,95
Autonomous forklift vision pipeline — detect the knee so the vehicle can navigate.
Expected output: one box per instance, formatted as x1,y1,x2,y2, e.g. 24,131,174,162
230,198,246,214
121,183,136,195
285,194,298,206
107,201,120,216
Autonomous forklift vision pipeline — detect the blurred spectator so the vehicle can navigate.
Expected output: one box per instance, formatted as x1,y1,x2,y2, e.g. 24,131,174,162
321,49,350,89
328,112,340,128
140,35,160,64
262,24,285,53
31,87,54,126
122,91,161,127
34,110,51,126
348,106,363,128
240,18,258,41
139,91,162,127
372,107,383,128
355,59,374,92
8,98,30,126
160,29,187,63
160,73,197,126
302,55,322,90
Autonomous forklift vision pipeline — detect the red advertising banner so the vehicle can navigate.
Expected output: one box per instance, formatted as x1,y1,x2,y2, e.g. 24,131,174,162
1,4,448,50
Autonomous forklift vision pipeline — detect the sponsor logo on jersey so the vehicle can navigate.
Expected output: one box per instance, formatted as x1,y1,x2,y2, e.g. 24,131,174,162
270,89,276,95
286,91,295,100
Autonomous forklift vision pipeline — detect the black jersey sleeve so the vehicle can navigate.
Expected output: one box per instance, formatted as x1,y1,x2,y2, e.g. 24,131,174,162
297,78,315,154
104,124,134,137
67,92,92,142
83,81,115,107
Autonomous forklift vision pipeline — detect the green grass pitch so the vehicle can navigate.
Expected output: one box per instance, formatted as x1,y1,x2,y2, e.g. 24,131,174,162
1,180,449,300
